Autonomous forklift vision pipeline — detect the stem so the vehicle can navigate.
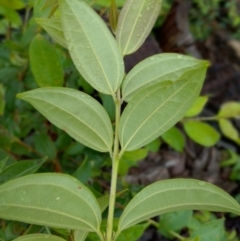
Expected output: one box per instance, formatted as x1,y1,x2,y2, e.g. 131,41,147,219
106,90,121,241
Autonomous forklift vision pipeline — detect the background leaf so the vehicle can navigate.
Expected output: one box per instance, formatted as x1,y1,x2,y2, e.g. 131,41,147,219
120,67,208,151
161,126,185,152
36,17,67,48
29,34,64,87
60,0,124,95
0,83,5,115
0,158,46,184
218,101,240,118
122,54,209,101
12,234,66,241
158,210,193,238
184,121,220,147
116,0,162,55
0,173,101,232
219,119,240,144
17,88,113,153
118,179,240,231
0,0,25,10
184,96,208,117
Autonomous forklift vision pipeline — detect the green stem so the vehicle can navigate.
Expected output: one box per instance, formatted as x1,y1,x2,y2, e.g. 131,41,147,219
106,90,121,241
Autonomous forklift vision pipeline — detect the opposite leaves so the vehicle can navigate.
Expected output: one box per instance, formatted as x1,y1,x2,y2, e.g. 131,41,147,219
0,174,101,232
120,65,209,152
59,0,124,95
17,88,113,153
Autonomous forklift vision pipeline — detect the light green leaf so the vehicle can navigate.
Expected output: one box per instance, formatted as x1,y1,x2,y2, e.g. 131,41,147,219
0,173,101,232
59,0,124,95
0,158,46,185
118,179,240,232
122,54,209,101
145,138,161,152
120,67,208,152
218,101,240,118
12,234,66,241
184,121,220,147
0,0,25,10
219,119,239,142
161,126,185,152
17,88,113,153
30,34,64,87
74,230,88,241
116,0,162,55
36,17,67,48
184,96,208,117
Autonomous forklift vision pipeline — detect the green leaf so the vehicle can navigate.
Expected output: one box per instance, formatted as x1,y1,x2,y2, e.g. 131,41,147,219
118,179,240,232
0,0,25,10
159,210,193,238
116,0,162,55
119,67,208,152
0,125,16,150
145,138,161,152
29,34,64,87
0,158,46,185
184,96,208,117
17,88,113,153
12,234,66,241
116,224,148,241
59,0,124,95
218,101,240,118
36,17,67,48
0,156,8,173
99,93,116,121
119,148,148,175
122,54,209,102
74,231,88,241
219,119,239,142
34,133,57,160
0,84,5,116
184,121,220,147
161,126,185,152
0,173,101,232
190,219,225,241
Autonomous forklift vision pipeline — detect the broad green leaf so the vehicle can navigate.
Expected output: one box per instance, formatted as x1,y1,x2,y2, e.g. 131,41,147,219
184,121,220,147
122,54,209,101
0,173,101,232
185,96,208,117
59,0,124,95
0,84,5,115
218,101,240,118
120,67,208,152
116,0,162,55
219,119,239,142
190,219,225,241
12,234,66,241
29,34,64,87
0,159,46,185
0,0,25,10
159,210,193,238
0,6,22,27
17,88,113,153
74,231,88,241
99,93,116,121
161,126,185,152
118,179,240,231
36,17,67,48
